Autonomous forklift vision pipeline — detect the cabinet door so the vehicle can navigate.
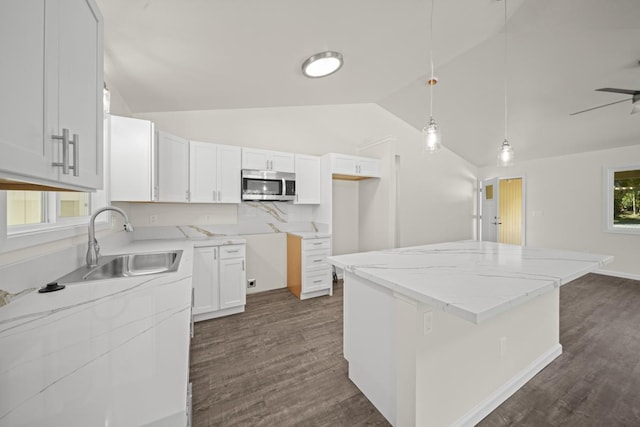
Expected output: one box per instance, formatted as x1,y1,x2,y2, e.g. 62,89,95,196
157,131,189,202
217,144,241,203
56,0,103,189
110,116,156,201
270,151,295,173
0,0,54,182
189,141,218,203
192,247,220,315
219,258,246,309
358,157,381,178
242,148,269,170
331,154,358,175
294,154,321,204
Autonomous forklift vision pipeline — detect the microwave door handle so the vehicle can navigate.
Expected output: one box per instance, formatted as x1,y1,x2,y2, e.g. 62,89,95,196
282,179,286,196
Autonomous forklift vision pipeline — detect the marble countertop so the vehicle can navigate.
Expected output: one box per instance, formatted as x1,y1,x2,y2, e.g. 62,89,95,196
0,240,194,427
327,240,613,324
287,231,332,239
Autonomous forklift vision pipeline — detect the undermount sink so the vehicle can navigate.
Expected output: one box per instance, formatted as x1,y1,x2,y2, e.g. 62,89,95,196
84,251,183,280
56,250,183,284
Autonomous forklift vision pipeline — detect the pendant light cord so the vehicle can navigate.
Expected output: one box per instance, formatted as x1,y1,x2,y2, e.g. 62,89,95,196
429,0,435,117
503,0,508,140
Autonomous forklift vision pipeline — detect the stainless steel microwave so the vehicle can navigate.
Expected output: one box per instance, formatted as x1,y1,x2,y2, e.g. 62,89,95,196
241,169,296,201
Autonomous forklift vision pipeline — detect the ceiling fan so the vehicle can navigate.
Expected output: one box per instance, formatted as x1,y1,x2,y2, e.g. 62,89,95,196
570,88,640,116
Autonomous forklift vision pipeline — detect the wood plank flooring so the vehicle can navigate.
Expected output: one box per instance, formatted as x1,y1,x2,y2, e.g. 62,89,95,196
479,273,640,427
190,274,640,426
189,281,389,426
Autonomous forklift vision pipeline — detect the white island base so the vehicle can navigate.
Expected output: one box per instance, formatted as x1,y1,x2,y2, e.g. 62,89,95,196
344,272,561,426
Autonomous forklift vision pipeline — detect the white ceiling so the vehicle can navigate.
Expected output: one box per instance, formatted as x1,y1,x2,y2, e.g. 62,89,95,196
98,0,640,167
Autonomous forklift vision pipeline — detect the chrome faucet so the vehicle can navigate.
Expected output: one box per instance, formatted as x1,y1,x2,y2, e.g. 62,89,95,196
86,206,134,268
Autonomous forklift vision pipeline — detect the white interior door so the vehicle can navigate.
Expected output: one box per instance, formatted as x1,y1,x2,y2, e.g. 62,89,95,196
481,178,499,242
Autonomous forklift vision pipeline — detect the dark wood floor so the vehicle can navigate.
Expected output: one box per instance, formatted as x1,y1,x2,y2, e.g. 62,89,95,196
190,274,640,426
479,273,640,427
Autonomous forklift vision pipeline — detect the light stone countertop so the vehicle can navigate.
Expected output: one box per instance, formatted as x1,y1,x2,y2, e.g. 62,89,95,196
0,239,196,427
287,231,332,239
327,240,613,324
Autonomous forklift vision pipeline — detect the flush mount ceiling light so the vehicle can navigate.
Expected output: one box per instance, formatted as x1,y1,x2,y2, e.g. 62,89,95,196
302,51,343,78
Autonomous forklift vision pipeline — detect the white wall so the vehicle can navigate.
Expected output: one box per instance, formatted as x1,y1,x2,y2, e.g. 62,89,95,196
136,104,385,156
479,144,640,277
244,233,286,294
332,179,360,255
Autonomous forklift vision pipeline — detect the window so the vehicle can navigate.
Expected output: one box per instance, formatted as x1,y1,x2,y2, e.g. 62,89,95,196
605,166,640,234
7,191,97,233
7,191,45,226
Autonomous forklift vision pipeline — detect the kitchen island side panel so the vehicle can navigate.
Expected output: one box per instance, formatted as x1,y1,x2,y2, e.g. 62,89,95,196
415,288,560,426
344,272,397,424
343,272,561,427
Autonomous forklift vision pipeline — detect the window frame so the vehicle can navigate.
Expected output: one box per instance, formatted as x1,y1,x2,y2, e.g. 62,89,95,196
0,190,110,254
603,165,640,235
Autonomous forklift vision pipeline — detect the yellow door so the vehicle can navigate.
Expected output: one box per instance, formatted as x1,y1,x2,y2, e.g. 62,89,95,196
498,178,522,245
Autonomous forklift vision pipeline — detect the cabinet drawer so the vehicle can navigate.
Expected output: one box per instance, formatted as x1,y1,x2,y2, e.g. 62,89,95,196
302,238,331,251
220,244,245,259
303,270,332,292
304,251,330,272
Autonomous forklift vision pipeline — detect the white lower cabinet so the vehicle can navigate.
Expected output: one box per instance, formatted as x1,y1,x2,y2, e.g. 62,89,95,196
192,243,246,322
287,234,332,300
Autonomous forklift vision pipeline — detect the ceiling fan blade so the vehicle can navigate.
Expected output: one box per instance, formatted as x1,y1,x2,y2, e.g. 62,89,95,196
570,98,632,116
596,88,640,95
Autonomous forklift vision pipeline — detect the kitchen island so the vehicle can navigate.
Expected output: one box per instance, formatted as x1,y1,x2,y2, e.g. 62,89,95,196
327,241,612,427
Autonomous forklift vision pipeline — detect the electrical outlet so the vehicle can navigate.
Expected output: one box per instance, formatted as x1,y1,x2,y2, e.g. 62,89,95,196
149,215,158,224
423,311,433,335
247,279,256,288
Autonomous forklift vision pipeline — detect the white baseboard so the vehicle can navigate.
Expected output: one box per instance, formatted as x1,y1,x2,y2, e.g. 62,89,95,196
452,344,563,427
596,269,640,282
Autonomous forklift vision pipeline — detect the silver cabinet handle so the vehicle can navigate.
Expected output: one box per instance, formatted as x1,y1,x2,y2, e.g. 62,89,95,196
70,133,79,176
227,249,240,253
218,190,221,201
214,247,217,260
242,260,245,271
190,288,194,338
313,279,323,284
213,190,217,201
312,242,323,245
313,259,323,263
52,128,70,174
186,190,190,201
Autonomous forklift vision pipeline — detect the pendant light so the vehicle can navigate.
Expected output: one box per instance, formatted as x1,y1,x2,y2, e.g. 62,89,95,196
422,0,442,153
497,0,514,167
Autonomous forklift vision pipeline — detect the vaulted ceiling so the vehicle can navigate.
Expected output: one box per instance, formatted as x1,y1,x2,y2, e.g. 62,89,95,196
98,0,640,167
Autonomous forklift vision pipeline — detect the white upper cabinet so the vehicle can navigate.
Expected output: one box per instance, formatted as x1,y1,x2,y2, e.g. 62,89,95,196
111,118,242,204
157,131,189,203
54,0,103,189
217,145,242,203
0,0,103,191
294,154,321,205
329,153,381,179
190,142,241,203
242,148,294,173
110,115,157,202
